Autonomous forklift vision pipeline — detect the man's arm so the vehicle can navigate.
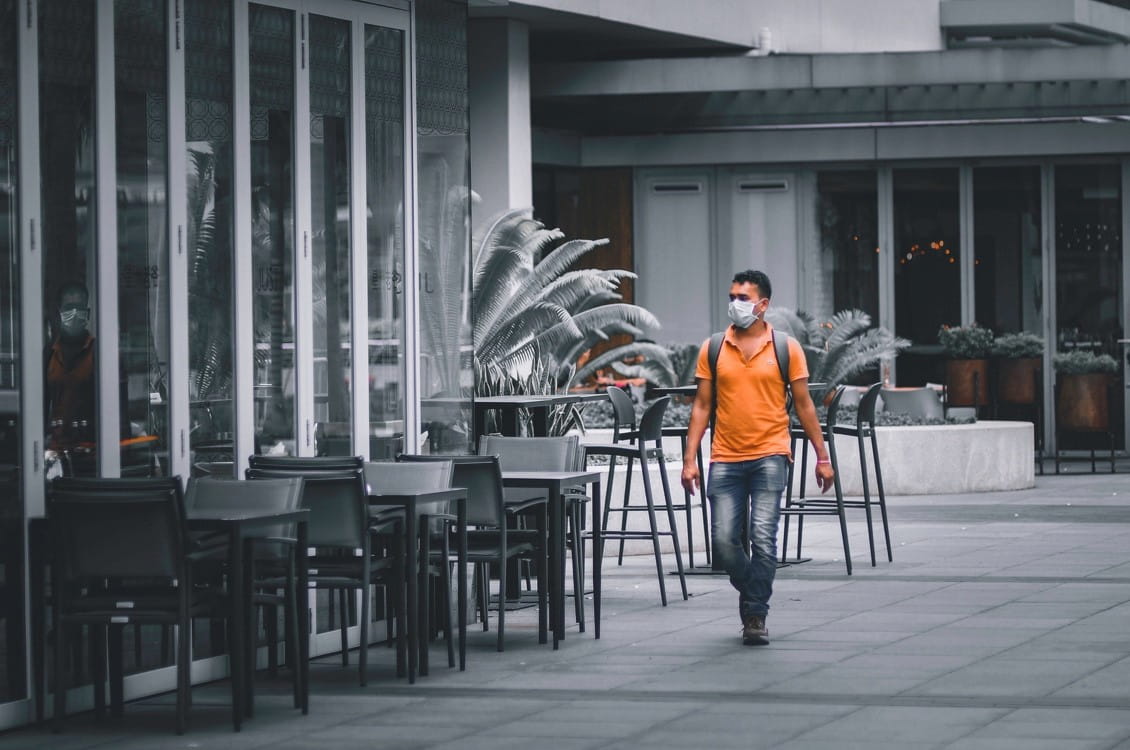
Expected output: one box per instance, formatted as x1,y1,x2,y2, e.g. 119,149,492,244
680,377,713,495
790,378,834,493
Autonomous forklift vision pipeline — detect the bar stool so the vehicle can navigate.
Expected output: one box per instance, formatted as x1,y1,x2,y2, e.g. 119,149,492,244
585,396,688,605
830,382,892,564
780,385,853,574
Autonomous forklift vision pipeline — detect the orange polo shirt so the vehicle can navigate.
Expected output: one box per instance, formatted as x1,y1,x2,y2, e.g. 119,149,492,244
694,324,808,463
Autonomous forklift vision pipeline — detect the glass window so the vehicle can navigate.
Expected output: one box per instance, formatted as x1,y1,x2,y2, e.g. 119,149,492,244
414,0,472,453
973,166,1042,335
814,170,878,321
1055,164,1123,449
310,15,353,457
115,0,168,478
186,0,235,471
40,0,98,476
250,4,296,456
365,23,407,458
0,0,25,703
893,167,961,385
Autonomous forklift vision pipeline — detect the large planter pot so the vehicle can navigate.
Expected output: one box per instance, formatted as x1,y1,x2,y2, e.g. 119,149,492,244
996,357,1042,405
945,358,989,407
1057,373,1111,432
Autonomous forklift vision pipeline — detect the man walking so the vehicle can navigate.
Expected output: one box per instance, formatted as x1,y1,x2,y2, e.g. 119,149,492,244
681,270,834,645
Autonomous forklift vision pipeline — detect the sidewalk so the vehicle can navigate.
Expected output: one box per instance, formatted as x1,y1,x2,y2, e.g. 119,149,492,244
4,473,1130,749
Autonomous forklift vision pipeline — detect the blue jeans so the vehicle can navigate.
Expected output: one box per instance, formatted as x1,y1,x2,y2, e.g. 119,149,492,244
707,456,787,619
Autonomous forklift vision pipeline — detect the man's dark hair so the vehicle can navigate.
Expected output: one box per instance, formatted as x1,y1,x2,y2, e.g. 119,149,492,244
57,280,89,305
731,269,772,299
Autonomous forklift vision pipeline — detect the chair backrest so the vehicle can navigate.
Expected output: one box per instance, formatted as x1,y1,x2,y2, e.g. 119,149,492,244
246,467,369,550
52,475,186,523
856,382,883,427
636,396,671,445
823,385,846,438
607,386,637,442
248,454,364,472
398,454,503,527
364,460,452,492
48,485,185,582
477,435,578,473
186,475,304,540
879,386,943,421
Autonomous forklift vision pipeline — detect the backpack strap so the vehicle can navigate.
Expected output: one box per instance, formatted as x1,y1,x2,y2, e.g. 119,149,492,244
708,329,793,443
707,332,725,443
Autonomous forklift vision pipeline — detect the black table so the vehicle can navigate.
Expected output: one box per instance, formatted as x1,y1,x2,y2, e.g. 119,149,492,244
501,470,601,648
30,508,310,733
366,488,467,679
184,508,310,730
474,393,608,438
651,385,697,398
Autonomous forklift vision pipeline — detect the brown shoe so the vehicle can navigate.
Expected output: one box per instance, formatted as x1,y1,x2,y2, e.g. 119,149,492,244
742,615,769,645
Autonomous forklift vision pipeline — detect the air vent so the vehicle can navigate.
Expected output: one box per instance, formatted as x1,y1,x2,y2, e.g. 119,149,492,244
737,179,789,193
651,182,703,194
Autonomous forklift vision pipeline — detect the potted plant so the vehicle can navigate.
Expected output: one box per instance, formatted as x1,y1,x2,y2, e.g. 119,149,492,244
938,323,994,407
992,332,1044,406
1053,350,1118,432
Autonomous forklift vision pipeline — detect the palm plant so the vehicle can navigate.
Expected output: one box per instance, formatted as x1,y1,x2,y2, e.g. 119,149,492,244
471,209,672,433
473,209,673,387
765,307,909,389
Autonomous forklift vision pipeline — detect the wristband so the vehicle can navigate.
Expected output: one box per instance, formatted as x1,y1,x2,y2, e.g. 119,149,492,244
816,459,831,465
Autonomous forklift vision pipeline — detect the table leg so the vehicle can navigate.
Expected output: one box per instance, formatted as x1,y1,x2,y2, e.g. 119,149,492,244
406,511,418,685
457,498,467,671
591,479,602,639
551,480,564,649
228,526,244,732
531,407,549,437
297,521,309,715
243,537,256,717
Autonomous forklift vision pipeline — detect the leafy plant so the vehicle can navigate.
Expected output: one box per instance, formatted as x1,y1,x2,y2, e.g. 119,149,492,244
764,308,909,391
1053,350,1118,375
992,332,1044,359
938,323,994,359
472,209,673,392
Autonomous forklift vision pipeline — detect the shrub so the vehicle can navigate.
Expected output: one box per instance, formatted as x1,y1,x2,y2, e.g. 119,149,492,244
992,332,1043,359
1053,350,1118,375
938,323,994,359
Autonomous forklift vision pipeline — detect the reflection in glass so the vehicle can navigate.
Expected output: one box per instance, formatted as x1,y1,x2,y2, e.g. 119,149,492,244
40,0,98,476
414,0,473,453
250,4,296,455
973,167,1042,335
115,0,168,478
1055,164,1123,448
0,0,26,703
893,168,960,385
311,16,353,457
814,170,878,321
365,24,407,458
187,0,235,471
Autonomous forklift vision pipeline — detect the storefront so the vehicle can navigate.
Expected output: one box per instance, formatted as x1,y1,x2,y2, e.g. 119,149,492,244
0,0,472,726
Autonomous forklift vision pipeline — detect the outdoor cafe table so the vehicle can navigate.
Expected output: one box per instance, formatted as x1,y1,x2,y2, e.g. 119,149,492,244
473,392,609,438
365,488,468,679
29,507,311,733
500,469,601,648
651,385,697,398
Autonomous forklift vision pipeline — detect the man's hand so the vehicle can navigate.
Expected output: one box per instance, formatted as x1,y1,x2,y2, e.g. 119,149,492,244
815,461,835,493
681,462,701,495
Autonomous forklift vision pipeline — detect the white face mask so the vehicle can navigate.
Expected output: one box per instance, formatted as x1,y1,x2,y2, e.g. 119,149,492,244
59,307,90,337
727,298,763,329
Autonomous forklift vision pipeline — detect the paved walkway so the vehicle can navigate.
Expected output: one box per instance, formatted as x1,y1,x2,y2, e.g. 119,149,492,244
4,473,1130,749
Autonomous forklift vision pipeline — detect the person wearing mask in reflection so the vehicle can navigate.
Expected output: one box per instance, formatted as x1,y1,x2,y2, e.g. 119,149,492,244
45,280,96,453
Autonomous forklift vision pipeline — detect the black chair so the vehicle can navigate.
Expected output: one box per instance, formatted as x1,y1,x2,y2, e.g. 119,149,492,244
184,476,306,708
46,481,231,734
246,464,404,687
585,396,688,606
830,382,892,565
781,385,853,574
398,454,548,651
477,435,588,629
363,460,459,675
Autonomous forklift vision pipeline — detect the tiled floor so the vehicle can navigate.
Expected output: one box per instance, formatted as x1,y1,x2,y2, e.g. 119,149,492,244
4,472,1130,749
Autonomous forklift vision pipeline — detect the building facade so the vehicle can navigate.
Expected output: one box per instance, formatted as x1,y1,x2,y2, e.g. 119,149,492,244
1,0,473,724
